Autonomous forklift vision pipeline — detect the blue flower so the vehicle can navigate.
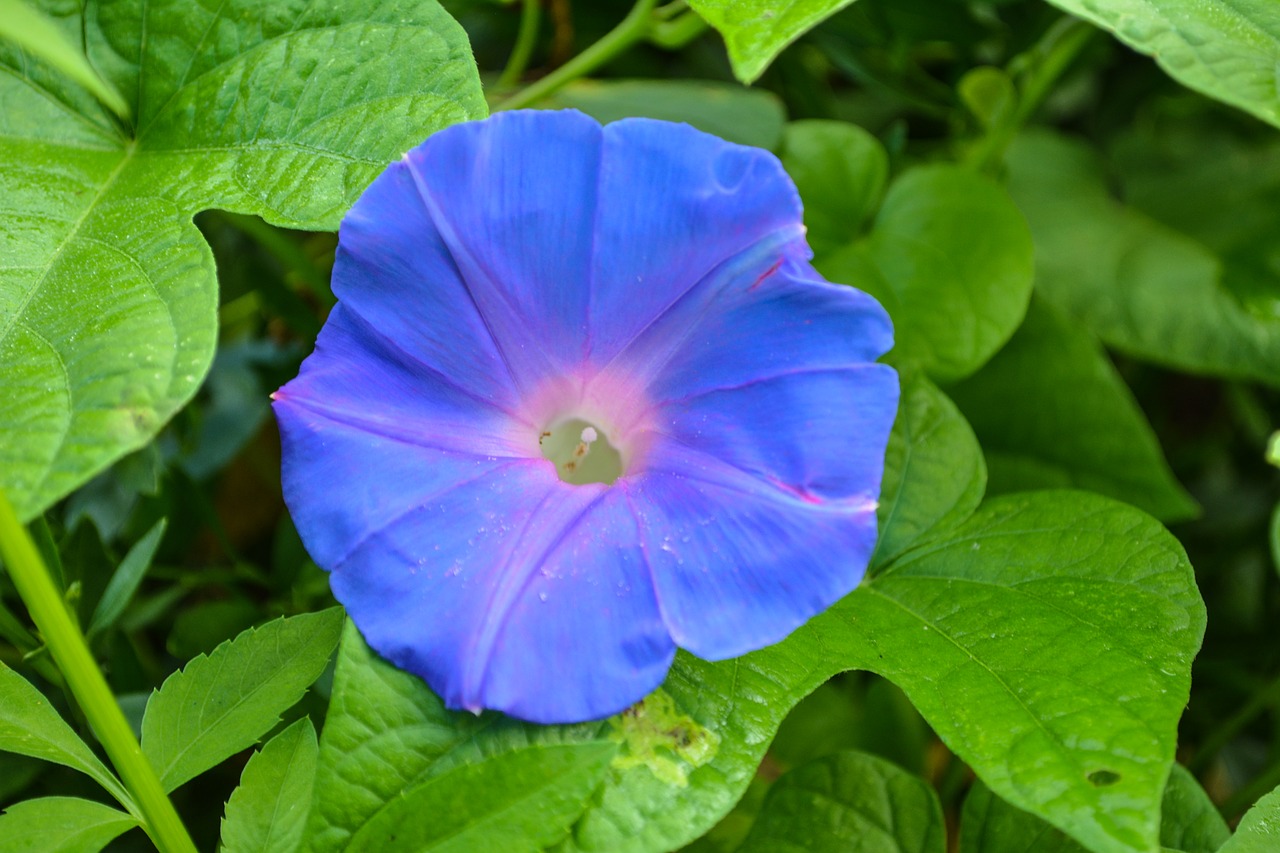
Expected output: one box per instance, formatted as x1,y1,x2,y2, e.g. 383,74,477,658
272,110,898,724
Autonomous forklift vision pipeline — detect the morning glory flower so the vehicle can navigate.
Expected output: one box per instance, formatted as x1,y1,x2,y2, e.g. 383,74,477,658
272,110,898,724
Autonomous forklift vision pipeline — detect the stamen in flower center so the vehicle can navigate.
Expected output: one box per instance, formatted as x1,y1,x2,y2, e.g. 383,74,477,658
539,418,623,485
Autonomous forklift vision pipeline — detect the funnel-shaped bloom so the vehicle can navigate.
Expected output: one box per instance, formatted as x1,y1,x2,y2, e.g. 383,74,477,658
273,110,898,724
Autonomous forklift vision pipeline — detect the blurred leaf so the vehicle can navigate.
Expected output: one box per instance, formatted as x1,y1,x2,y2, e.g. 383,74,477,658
0,0,486,522
739,750,943,853
959,66,1017,130
546,80,786,149
820,165,1035,383
0,752,43,805
1220,782,1280,852
688,0,864,83
0,0,129,119
779,120,888,254
141,608,343,792
0,662,128,806
86,518,165,639
166,599,262,661
872,373,985,569
346,743,615,852
311,492,1202,853
1040,0,1280,128
948,296,1197,522
221,717,318,853
1006,131,1280,385
1161,764,1229,853
0,796,138,853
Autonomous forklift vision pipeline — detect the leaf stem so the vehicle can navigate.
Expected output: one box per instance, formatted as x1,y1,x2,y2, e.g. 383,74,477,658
0,490,196,853
496,0,662,111
496,0,543,90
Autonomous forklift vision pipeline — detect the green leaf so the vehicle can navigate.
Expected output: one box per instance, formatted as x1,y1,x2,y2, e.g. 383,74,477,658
688,0,863,83
0,0,486,522
960,765,1228,853
1160,764,1229,853
738,750,944,853
819,165,1035,383
1220,783,1280,853
0,662,130,807
86,517,165,638
0,797,138,853
141,608,343,792
0,0,129,119
347,743,615,852
947,296,1197,523
1005,130,1280,386
313,492,1201,853
221,717,319,853
872,373,985,570
1039,0,1280,128
545,79,786,150
779,120,887,255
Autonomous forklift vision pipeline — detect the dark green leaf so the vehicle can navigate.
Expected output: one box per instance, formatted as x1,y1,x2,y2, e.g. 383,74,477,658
780,120,887,254
0,0,486,522
688,0,864,83
221,717,319,853
947,296,1197,522
86,517,165,638
739,750,944,853
141,608,343,792
0,796,138,853
1160,764,1229,853
820,165,1034,383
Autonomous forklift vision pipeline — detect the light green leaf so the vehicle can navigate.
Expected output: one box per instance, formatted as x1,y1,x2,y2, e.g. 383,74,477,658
0,797,138,853
141,608,343,792
872,373,985,570
688,0,863,83
739,750,944,853
545,79,786,150
819,165,1035,383
0,0,486,522
312,491,1201,853
0,662,130,807
348,743,614,852
1006,130,1280,386
947,296,1197,522
0,0,128,119
87,517,165,638
1220,783,1280,853
779,120,887,255
221,717,319,853
1039,0,1280,128
1160,764,1229,853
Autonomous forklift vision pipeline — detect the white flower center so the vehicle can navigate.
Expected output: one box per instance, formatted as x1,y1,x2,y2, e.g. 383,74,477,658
539,417,622,485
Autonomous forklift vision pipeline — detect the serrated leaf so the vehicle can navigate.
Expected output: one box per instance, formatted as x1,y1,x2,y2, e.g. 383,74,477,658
1040,0,1280,128
348,742,614,852
1006,130,1280,386
221,717,318,853
872,373,985,570
1220,783,1280,853
738,750,944,853
87,516,165,638
947,295,1197,522
819,165,1034,383
141,608,343,792
0,797,138,853
311,492,1201,853
688,0,863,83
0,662,130,807
0,0,486,522
779,120,887,255
545,79,787,150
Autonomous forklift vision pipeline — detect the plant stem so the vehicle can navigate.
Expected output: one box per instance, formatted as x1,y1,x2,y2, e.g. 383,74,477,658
496,0,661,111
496,0,543,90
0,490,196,853
648,9,707,50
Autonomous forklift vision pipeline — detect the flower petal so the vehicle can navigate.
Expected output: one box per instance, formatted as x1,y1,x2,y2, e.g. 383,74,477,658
586,118,807,367
627,441,881,660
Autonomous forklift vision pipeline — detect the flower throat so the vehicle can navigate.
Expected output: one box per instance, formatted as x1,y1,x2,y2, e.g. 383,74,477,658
539,418,623,485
